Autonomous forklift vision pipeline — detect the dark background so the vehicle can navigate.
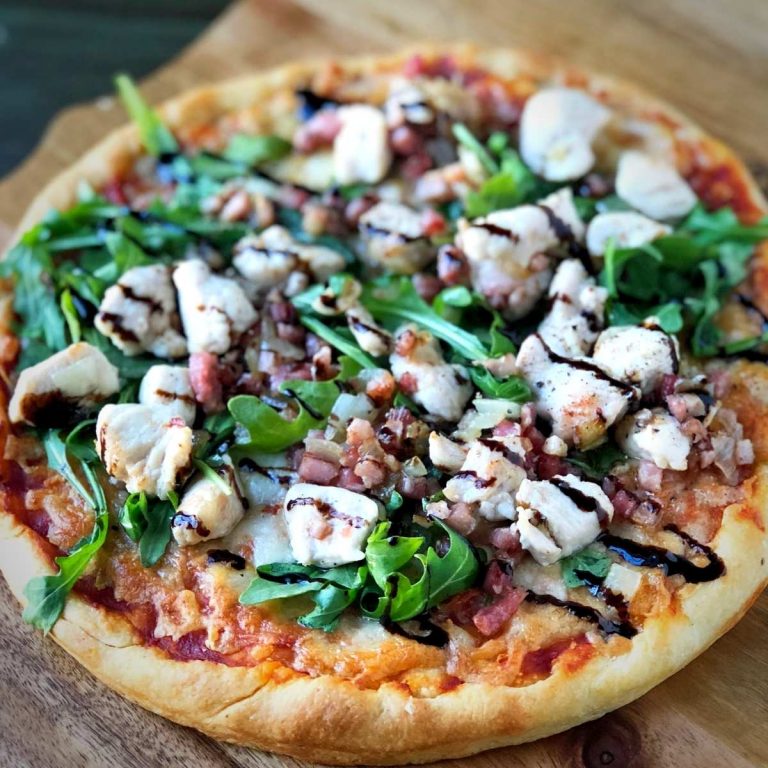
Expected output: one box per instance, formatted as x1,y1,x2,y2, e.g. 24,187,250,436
0,0,227,178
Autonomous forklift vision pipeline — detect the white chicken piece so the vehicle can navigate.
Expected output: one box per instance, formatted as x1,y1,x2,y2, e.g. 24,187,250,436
346,304,393,356
538,258,608,357
358,201,433,274
232,229,298,290
173,259,258,355
616,408,691,471
615,150,697,220
139,365,196,426
519,88,611,181
456,188,585,319
384,78,435,128
586,211,672,256
333,104,392,185
514,474,613,566
516,333,637,447
9,342,120,426
172,457,246,546
428,432,468,473
95,264,187,359
233,225,345,287
390,325,473,422
96,403,193,500
444,440,526,521
592,324,679,396
283,483,380,567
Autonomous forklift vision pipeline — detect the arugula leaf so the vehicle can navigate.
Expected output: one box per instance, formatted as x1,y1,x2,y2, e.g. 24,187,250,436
365,523,425,590
361,276,490,361
567,443,627,480
240,576,322,604
229,379,340,453
223,134,292,166
192,458,232,496
451,123,498,175
257,562,366,590
465,150,538,218
469,368,532,402
138,494,178,568
118,492,148,542
561,547,612,588
59,289,82,343
298,315,378,370
299,584,358,631
424,519,480,608
24,427,109,632
115,74,178,157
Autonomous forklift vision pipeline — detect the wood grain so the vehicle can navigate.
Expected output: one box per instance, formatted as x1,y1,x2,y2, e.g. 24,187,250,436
0,1,766,765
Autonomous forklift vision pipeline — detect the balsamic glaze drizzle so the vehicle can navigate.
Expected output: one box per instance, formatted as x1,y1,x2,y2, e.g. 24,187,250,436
381,615,450,647
525,591,637,639
598,526,725,584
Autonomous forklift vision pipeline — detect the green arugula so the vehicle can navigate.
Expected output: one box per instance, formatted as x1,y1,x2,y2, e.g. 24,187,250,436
23,427,109,633
117,490,179,567
239,519,480,631
561,547,613,589
567,443,628,480
229,378,341,453
115,74,178,157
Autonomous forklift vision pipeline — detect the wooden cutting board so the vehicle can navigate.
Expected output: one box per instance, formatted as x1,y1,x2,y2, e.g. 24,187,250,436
1,1,767,766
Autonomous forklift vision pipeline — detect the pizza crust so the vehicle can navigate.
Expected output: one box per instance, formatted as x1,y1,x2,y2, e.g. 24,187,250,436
1,45,767,763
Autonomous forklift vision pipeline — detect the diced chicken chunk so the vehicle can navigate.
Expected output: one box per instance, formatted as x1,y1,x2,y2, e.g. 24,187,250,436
96,403,193,500
346,304,393,356
173,259,258,355
139,365,196,426
586,211,671,256
444,440,526,521
428,432,468,473
615,150,697,220
333,104,392,185
538,258,607,356
519,88,611,181
516,333,637,447
592,325,678,396
390,325,473,422
283,483,380,567
456,188,584,319
234,225,345,287
358,202,433,274
172,457,245,546
514,474,613,565
385,78,435,127
616,407,691,471
9,342,120,427
95,264,187,358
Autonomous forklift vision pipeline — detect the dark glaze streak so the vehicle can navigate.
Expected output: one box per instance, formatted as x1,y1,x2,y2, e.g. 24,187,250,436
574,570,632,625
348,316,391,342
598,527,725,583
537,203,594,275
207,549,247,570
536,334,638,399
474,221,520,242
477,437,525,467
453,470,495,489
642,321,680,374
282,385,340,421
172,513,210,537
296,88,340,120
381,616,450,647
360,222,426,244
526,591,637,638
550,477,600,514
118,283,163,313
286,496,367,528
97,312,139,343
155,388,197,405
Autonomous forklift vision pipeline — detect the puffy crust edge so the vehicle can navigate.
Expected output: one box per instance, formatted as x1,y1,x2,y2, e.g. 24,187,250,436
1,45,767,764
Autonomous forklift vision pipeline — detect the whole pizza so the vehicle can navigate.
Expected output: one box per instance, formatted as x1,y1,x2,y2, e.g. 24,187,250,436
1,45,767,764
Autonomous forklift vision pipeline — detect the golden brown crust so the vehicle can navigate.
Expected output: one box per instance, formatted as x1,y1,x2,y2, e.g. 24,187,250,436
1,44,767,764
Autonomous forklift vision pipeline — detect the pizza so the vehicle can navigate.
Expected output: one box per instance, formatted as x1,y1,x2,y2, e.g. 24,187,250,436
1,45,767,764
